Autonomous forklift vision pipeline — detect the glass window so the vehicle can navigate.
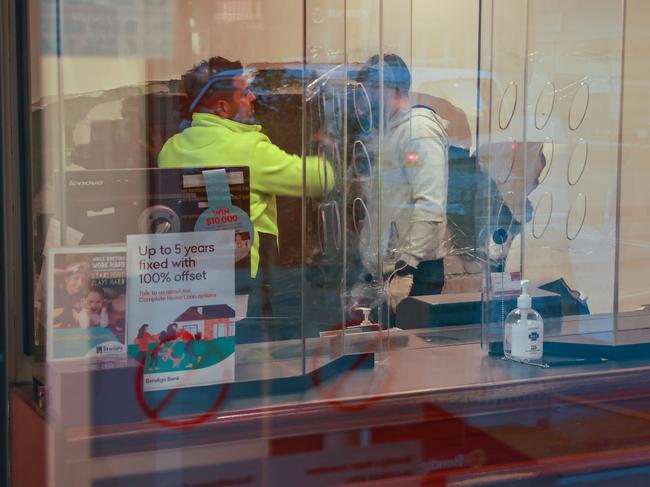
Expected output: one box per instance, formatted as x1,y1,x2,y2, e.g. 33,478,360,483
4,0,650,485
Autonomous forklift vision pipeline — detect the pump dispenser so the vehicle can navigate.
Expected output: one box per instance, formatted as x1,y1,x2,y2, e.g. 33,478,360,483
517,280,532,310
504,280,544,360
357,307,372,327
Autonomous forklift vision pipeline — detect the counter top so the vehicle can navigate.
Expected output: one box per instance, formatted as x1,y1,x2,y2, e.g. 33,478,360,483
42,326,650,434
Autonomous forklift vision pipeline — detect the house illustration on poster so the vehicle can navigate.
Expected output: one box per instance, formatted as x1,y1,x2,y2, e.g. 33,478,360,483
174,304,236,340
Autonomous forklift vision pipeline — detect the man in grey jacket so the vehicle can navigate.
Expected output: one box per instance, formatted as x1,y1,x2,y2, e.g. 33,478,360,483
356,54,450,312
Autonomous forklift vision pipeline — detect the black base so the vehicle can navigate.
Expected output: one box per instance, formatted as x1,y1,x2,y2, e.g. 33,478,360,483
398,289,563,329
545,329,650,360
489,328,650,360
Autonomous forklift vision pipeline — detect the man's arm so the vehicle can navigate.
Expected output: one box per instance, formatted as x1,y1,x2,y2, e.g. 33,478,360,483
398,133,448,268
250,139,335,198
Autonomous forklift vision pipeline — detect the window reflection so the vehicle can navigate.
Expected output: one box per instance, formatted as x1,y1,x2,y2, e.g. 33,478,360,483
5,0,650,486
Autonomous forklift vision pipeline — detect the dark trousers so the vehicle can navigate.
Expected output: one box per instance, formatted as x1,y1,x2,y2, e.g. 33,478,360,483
393,258,445,328
410,258,445,297
237,232,280,344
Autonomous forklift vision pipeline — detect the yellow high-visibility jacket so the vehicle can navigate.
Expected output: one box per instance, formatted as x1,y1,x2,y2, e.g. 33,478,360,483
158,112,332,276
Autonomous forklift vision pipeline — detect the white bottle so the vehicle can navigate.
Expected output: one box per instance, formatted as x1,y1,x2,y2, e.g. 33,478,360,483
504,280,544,361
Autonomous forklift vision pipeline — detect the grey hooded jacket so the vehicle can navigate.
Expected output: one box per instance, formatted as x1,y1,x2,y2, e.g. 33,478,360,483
360,106,450,276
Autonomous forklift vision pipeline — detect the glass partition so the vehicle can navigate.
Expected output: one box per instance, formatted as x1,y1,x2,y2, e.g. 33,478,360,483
26,0,650,404
376,0,486,350
479,0,650,359
303,0,348,371
616,0,650,340
9,1,650,486
31,0,370,436
303,0,392,365
522,0,624,352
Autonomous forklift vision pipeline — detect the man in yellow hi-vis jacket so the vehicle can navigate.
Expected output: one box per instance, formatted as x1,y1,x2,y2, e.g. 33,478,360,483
159,56,332,332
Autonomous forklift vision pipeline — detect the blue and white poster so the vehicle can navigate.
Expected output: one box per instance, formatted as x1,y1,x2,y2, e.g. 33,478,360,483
47,247,127,362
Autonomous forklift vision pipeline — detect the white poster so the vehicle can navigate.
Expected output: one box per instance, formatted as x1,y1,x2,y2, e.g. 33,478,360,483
126,231,235,391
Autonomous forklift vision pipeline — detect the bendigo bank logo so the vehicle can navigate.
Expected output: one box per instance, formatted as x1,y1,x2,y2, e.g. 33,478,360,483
96,344,123,354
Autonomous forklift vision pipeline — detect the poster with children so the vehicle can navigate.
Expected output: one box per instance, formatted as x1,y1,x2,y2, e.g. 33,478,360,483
47,247,127,361
126,230,235,391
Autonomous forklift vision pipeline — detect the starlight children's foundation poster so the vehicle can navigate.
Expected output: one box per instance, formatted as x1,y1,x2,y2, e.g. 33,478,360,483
47,247,127,361
126,230,235,391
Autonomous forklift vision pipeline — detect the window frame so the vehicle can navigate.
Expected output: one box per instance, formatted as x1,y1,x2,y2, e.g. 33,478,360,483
1,0,35,483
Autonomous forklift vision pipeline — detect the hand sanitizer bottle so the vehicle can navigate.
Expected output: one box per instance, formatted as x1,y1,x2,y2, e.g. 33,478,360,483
504,280,544,361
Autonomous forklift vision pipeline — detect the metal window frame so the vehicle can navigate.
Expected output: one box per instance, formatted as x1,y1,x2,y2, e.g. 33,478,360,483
1,0,33,485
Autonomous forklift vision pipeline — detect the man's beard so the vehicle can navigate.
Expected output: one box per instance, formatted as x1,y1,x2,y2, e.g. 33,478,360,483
233,110,257,125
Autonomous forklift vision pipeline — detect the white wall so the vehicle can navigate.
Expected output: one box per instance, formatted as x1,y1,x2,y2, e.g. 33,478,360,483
618,0,650,312
486,0,650,318
32,0,305,100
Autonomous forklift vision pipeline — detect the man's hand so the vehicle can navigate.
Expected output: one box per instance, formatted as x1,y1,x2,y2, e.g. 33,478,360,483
388,274,413,312
313,130,337,147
